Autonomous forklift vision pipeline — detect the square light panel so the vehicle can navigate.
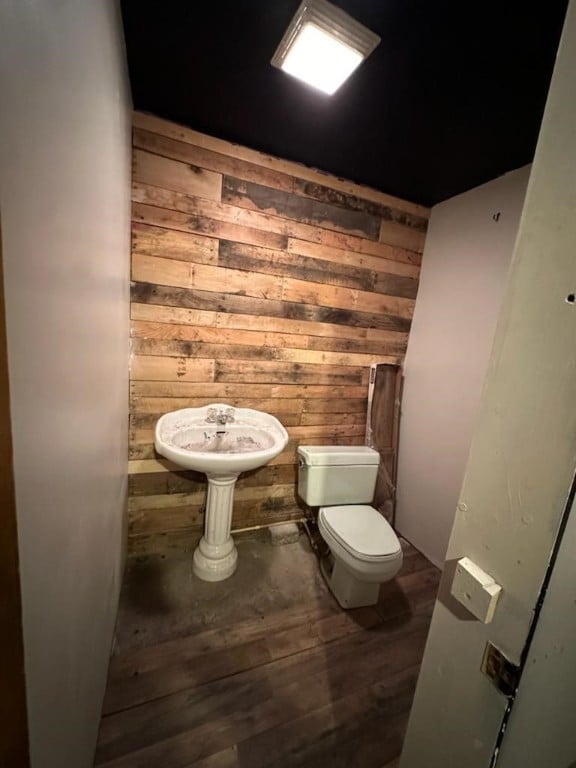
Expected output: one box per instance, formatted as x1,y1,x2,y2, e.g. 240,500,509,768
271,0,380,95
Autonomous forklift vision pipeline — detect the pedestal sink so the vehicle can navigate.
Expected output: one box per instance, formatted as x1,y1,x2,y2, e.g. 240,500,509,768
155,404,289,582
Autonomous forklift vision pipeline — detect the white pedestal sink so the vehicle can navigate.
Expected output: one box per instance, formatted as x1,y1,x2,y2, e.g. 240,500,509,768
154,404,289,581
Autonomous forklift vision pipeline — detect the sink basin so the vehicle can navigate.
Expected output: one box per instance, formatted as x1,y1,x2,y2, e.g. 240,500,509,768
155,404,289,475
154,404,289,583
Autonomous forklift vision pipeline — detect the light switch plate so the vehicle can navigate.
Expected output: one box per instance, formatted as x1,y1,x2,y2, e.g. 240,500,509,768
451,556,502,623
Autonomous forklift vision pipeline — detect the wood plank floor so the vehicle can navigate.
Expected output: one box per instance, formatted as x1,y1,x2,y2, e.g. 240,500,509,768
95,532,439,768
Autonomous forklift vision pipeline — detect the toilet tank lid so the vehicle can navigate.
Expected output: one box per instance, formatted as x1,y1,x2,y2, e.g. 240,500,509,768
298,445,380,466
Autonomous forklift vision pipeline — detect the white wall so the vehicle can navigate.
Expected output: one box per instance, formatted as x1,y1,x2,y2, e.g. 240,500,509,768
400,4,576,763
396,167,530,567
0,3,131,767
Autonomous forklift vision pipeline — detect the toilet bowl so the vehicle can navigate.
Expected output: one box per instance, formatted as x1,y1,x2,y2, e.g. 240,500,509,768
297,446,403,609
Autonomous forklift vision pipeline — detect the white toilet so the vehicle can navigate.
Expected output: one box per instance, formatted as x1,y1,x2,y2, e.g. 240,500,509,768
297,445,403,609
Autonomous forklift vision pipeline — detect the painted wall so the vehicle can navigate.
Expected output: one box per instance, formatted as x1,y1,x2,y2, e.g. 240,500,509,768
128,113,428,557
497,496,576,767
400,1,576,763
0,3,131,767
396,166,530,568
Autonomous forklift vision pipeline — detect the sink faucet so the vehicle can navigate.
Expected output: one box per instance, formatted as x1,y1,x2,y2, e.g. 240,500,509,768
206,407,235,425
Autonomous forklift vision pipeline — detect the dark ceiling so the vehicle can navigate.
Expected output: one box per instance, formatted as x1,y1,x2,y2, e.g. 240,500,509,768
121,0,568,207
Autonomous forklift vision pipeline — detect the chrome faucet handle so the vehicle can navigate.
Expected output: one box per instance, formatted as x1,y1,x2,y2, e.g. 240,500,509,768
206,407,218,423
225,407,235,423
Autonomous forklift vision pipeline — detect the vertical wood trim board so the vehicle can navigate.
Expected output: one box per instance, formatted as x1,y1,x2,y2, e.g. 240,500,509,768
128,112,429,556
369,364,403,523
0,216,30,766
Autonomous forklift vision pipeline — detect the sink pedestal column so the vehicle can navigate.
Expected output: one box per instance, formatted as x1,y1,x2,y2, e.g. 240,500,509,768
193,473,239,581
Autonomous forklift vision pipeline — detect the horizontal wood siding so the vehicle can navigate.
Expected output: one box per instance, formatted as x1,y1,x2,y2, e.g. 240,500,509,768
128,112,429,556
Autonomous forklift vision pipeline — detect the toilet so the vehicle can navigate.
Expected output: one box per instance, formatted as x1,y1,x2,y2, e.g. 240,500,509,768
297,445,403,609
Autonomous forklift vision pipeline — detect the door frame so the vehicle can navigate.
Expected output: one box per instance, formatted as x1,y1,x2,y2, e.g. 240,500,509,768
0,214,30,766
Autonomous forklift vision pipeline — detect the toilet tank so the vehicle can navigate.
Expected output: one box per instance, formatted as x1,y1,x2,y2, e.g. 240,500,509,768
297,446,380,507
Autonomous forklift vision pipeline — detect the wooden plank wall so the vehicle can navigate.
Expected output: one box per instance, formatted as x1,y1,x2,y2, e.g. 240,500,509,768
128,111,429,557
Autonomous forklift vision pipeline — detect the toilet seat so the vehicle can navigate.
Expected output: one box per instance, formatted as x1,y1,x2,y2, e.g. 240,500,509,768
319,505,401,562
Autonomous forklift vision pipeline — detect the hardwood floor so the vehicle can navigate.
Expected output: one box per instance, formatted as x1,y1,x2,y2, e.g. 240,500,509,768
95,534,439,768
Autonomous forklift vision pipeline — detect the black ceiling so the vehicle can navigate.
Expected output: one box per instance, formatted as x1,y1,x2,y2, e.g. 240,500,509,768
121,0,568,207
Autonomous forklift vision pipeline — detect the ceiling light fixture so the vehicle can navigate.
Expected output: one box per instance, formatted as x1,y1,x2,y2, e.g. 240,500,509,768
271,0,380,95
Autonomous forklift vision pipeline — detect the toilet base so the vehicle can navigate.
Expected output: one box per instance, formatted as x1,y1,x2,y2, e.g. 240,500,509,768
320,555,380,609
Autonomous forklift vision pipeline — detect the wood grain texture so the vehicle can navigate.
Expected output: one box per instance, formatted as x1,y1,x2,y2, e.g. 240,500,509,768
132,112,430,219
95,540,439,767
292,177,429,232
221,176,382,240
131,318,407,356
131,337,400,368
218,240,419,299
370,364,403,522
133,127,296,193
133,149,222,201
130,381,371,399
132,184,423,261
131,282,412,333
128,114,427,555
287,236,421,278
132,223,219,264
130,299,410,345
132,201,289,252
